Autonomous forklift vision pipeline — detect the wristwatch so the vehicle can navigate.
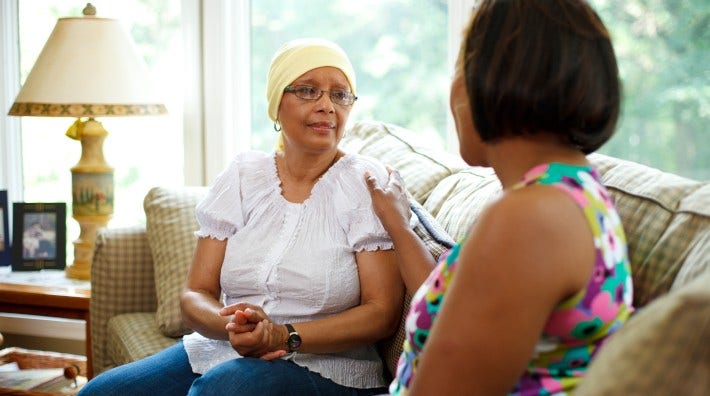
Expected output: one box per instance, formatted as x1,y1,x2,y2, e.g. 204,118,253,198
285,323,302,352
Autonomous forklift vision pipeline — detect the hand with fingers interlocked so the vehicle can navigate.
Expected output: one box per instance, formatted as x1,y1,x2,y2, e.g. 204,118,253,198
220,302,288,360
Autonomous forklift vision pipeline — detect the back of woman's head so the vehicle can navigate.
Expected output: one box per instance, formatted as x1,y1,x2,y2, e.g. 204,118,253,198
463,0,620,153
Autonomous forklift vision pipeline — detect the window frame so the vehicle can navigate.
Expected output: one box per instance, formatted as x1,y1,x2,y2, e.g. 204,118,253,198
0,0,23,207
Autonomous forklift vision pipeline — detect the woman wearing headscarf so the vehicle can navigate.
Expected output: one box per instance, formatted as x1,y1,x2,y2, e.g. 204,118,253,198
80,38,403,396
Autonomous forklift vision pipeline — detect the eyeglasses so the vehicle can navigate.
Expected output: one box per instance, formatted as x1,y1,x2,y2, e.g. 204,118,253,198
283,85,358,106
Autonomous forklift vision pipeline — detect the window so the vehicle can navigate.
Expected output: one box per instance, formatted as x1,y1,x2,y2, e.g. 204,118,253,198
249,0,452,151
200,0,465,179
591,0,709,180
244,0,709,180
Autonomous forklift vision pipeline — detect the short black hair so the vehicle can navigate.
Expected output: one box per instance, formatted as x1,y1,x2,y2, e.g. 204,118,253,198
462,0,621,154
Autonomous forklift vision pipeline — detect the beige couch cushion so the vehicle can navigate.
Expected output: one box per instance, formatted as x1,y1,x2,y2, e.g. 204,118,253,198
668,184,710,291
144,186,207,337
423,167,500,242
108,312,179,366
576,271,710,396
342,120,466,204
589,153,710,306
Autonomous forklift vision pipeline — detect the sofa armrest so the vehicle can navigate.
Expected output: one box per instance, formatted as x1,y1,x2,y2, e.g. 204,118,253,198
90,225,157,374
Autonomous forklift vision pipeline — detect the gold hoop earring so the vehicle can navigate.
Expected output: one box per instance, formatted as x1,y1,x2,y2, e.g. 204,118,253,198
273,121,282,132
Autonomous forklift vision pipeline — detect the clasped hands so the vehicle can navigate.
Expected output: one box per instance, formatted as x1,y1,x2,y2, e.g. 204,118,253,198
219,303,288,360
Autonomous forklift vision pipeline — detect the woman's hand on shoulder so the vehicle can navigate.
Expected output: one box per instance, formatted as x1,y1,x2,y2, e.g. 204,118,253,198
365,166,411,232
220,303,288,360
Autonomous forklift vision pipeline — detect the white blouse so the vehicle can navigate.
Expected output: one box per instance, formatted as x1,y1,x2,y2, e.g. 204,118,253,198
182,150,394,389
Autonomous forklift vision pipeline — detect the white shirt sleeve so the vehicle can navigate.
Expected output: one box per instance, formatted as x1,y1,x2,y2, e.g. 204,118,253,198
334,155,394,252
194,155,245,240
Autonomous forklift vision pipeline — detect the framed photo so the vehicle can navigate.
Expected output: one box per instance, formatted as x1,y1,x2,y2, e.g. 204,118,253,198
11,202,66,271
0,190,9,266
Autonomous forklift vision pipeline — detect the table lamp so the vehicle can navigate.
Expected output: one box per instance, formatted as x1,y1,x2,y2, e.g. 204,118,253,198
7,3,167,279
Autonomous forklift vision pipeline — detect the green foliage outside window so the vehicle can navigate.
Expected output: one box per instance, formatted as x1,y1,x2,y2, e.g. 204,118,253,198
593,0,709,180
252,0,709,180
251,0,450,151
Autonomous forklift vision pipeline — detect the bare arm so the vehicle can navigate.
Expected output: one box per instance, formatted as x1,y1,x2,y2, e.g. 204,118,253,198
222,248,404,356
179,237,232,340
409,187,595,395
365,169,437,294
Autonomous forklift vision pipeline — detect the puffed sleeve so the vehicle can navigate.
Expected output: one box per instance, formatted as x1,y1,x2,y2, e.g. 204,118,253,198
334,155,394,252
194,155,245,240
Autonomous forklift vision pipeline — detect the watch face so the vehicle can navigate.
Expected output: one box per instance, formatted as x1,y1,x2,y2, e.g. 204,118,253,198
288,333,302,351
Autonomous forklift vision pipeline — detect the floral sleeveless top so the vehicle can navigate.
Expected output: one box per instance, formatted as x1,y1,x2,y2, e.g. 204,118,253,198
389,163,634,395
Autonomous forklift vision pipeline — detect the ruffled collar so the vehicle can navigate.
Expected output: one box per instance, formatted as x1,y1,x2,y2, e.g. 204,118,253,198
269,151,350,206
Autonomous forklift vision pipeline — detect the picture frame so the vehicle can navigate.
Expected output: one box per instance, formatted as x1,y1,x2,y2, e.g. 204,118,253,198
0,190,9,266
11,202,66,271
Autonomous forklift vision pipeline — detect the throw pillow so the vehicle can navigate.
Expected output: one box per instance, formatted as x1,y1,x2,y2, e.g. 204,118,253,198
575,271,710,396
144,186,208,337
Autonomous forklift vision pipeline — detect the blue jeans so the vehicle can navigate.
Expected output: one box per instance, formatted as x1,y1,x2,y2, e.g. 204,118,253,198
79,341,388,395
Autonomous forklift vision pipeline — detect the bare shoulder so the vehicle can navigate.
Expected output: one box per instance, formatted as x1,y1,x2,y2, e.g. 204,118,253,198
462,184,595,301
475,184,588,238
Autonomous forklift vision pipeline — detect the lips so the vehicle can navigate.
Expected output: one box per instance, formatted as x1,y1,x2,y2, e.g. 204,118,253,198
308,121,336,129
308,121,336,133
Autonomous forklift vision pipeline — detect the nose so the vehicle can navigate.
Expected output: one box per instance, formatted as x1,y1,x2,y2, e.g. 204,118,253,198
315,92,335,113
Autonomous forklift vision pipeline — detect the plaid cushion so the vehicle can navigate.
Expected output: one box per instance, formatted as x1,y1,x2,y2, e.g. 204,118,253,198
667,184,710,291
341,120,466,204
107,312,180,366
576,272,710,395
589,153,710,307
91,225,157,375
144,186,208,337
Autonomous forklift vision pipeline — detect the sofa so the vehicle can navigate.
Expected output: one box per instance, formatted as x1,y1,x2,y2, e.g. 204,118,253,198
89,120,709,394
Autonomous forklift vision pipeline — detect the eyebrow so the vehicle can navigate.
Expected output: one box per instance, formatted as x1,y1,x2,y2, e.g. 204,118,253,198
293,78,349,90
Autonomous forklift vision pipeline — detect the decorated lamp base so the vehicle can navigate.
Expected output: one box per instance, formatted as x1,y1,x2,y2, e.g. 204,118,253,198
66,118,114,280
66,215,110,279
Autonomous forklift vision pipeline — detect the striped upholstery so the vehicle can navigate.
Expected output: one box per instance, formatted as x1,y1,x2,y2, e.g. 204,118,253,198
341,120,466,204
90,120,709,389
424,167,501,242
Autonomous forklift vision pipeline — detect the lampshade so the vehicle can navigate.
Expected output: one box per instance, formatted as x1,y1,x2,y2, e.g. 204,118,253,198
8,8,167,117
7,3,167,280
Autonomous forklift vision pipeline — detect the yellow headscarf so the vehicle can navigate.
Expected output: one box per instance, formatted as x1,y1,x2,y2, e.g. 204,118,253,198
266,38,356,122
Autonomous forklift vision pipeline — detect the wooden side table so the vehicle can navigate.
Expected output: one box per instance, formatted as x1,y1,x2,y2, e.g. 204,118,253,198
0,267,92,378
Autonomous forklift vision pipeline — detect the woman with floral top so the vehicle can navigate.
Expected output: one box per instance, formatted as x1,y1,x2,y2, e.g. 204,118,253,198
366,1,634,394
